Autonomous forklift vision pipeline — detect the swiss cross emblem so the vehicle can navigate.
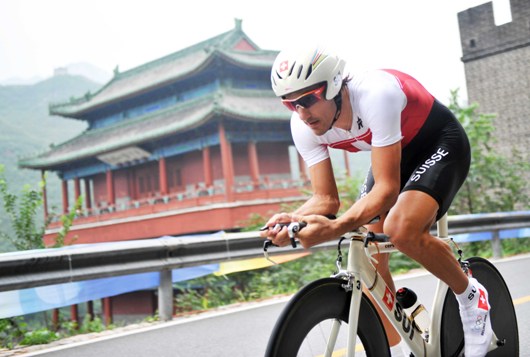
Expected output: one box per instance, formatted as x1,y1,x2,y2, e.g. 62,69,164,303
478,289,489,311
279,60,289,72
383,286,395,311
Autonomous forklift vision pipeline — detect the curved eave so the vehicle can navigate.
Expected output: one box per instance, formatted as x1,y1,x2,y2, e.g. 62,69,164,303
50,49,278,119
20,91,290,170
216,49,279,68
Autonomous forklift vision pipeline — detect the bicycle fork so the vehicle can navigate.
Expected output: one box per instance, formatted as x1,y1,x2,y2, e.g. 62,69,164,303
328,270,362,357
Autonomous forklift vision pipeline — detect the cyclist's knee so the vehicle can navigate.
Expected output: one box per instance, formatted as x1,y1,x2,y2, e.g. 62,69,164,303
384,212,427,252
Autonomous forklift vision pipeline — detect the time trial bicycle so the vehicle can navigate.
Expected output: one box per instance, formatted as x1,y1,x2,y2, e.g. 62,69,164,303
263,214,518,356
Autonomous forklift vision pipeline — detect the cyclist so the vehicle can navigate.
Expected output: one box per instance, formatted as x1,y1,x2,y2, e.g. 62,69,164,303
261,47,493,356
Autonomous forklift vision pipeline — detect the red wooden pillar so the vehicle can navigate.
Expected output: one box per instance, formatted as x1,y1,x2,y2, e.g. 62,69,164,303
61,179,69,214
84,178,92,211
202,146,213,187
219,122,234,200
70,305,79,329
106,170,115,207
298,154,308,182
87,301,94,321
52,309,60,331
248,141,260,188
72,178,82,318
343,151,351,177
159,157,168,195
74,177,81,203
128,170,138,200
41,170,49,221
103,297,113,326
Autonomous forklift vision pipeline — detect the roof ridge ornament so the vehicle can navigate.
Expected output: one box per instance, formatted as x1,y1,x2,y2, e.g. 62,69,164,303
235,18,242,31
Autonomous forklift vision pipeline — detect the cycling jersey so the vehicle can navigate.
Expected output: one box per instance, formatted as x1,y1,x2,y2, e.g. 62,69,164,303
291,69,470,220
291,69,435,167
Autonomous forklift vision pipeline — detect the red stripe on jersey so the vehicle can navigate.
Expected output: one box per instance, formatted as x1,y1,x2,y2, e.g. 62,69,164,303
328,130,373,152
382,69,435,147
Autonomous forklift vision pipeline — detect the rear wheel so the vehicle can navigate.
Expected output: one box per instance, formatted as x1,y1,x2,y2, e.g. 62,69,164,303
440,257,519,356
265,278,390,357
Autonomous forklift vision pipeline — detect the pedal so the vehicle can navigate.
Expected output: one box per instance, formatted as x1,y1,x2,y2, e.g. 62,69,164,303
487,331,504,352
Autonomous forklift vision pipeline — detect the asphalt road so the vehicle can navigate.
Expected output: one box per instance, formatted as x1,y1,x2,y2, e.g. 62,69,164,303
19,254,530,357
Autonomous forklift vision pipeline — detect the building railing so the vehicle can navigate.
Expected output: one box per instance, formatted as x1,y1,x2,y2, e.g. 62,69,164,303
48,178,310,223
1,211,529,321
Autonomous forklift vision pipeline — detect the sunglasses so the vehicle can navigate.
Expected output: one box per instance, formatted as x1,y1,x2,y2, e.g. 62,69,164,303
281,85,326,111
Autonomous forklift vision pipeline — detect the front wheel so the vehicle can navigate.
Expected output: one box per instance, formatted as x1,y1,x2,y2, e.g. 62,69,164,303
440,257,519,356
265,278,390,357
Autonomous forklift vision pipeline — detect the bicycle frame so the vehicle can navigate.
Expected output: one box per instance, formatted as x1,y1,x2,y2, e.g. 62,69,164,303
264,214,506,356
335,228,450,357
327,214,499,357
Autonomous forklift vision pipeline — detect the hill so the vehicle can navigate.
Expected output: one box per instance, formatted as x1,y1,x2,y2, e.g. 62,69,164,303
0,75,102,251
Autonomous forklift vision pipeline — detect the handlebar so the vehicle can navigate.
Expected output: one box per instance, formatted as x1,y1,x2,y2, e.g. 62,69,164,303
262,221,307,250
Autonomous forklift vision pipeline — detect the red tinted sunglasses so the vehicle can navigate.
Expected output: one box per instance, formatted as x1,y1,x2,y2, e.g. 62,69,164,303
281,85,326,111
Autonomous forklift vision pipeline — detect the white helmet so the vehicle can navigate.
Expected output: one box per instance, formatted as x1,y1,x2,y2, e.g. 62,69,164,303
271,47,346,100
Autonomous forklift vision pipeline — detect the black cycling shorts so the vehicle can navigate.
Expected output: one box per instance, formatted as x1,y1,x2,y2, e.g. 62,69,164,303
359,100,471,221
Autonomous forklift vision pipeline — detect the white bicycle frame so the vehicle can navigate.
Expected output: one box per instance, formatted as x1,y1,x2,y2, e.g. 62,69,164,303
322,214,500,357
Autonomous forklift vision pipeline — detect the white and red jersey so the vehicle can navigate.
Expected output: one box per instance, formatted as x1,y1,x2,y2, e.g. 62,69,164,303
291,69,435,167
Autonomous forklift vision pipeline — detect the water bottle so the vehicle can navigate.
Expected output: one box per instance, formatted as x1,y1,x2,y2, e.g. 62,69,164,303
396,287,430,335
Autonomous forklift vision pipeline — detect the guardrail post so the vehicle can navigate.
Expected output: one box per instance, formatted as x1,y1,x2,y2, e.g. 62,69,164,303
158,269,173,321
491,229,503,259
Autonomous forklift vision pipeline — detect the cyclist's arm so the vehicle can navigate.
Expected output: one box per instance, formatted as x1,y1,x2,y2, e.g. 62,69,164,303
293,157,340,216
335,141,401,232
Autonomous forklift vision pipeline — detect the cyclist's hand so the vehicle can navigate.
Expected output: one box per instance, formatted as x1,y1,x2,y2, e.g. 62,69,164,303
291,214,339,249
259,212,294,247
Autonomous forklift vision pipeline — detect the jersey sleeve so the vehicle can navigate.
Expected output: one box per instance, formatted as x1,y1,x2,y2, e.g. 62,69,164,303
356,71,407,147
290,114,330,167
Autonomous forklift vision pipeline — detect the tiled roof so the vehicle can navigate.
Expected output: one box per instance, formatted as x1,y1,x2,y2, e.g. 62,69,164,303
49,20,278,117
20,88,290,169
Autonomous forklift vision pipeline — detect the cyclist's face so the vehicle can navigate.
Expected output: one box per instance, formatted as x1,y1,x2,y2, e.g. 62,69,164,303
283,87,336,136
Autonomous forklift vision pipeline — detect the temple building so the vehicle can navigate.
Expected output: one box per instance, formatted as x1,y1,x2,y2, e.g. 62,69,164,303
19,19,310,246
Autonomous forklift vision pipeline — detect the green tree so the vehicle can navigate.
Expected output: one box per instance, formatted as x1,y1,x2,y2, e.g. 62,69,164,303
0,165,84,349
0,165,49,251
448,90,530,214
0,165,82,251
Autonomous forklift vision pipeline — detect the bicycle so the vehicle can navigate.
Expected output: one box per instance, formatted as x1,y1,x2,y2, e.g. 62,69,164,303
262,214,519,356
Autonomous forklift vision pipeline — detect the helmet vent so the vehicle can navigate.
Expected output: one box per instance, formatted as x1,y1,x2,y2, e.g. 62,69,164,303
288,61,296,77
305,65,313,80
297,65,304,79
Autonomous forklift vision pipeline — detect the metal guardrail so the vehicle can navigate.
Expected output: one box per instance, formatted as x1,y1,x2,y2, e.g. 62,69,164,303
0,210,529,320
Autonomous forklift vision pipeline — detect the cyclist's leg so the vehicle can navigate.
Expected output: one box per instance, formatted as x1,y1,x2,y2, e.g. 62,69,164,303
359,171,402,349
384,191,469,294
365,218,401,348
385,191,494,356
440,257,519,356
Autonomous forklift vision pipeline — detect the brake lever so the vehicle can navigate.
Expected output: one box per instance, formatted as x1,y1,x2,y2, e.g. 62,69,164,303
287,221,307,248
263,239,278,265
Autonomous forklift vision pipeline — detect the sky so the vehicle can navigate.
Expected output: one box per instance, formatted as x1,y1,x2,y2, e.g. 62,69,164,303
0,0,512,104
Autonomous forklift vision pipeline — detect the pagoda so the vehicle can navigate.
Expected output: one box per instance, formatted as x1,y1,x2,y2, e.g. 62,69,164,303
19,19,309,245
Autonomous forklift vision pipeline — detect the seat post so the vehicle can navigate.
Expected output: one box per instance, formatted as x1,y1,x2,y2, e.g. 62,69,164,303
437,213,449,238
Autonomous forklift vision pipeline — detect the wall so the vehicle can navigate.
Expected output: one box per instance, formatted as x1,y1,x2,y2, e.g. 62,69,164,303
458,0,530,158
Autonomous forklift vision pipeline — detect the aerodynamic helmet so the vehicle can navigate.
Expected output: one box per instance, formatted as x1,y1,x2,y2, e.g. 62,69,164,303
271,48,346,100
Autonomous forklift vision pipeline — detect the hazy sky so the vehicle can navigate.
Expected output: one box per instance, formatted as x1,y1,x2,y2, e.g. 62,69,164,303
0,0,512,103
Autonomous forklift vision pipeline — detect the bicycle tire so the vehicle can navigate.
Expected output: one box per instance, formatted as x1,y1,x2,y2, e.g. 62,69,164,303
265,277,390,357
440,257,519,356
